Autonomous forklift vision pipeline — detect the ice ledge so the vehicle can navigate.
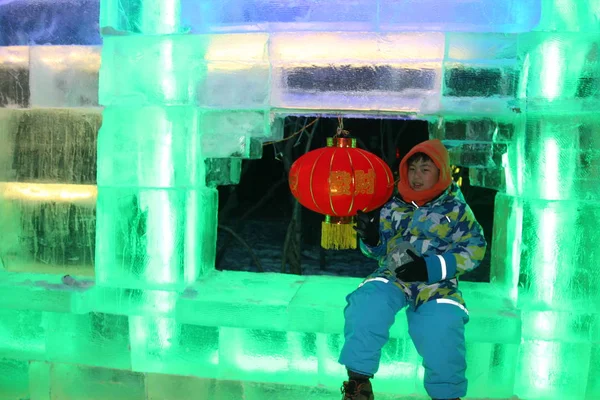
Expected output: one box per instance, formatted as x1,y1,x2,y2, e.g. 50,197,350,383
0,269,520,343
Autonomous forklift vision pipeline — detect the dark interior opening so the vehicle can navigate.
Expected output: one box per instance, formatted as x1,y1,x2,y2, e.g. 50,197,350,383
216,117,495,283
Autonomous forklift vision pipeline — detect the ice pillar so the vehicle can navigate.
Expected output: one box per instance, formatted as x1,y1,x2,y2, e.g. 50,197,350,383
491,1,600,398
96,1,218,290
97,0,223,378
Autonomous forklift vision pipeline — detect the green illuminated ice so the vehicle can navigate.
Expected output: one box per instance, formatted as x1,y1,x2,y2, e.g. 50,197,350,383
0,0,600,399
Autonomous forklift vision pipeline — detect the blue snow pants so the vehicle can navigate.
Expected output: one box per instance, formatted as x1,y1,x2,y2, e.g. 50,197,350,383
338,278,469,400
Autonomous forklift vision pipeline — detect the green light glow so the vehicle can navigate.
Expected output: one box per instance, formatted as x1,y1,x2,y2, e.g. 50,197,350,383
0,0,599,399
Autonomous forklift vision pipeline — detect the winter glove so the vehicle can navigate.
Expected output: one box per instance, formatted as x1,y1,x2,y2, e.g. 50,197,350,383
385,242,417,273
354,209,380,247
395,250,429,282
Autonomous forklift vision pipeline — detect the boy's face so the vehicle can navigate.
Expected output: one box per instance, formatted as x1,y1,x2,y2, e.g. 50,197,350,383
408,159,439,191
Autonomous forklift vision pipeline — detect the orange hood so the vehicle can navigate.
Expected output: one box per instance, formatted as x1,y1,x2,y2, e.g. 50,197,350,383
397,139,452,206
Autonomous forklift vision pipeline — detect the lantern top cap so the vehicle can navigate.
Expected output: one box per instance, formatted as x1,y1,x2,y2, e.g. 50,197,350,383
327,137,356,148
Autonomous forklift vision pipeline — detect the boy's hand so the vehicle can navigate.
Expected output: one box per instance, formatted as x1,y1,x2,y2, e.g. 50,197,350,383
354,210,379,247
395,250,428,282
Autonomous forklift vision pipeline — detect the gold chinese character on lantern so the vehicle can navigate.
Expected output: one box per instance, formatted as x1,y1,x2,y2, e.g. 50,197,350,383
355,169,375,195
330,171,352,196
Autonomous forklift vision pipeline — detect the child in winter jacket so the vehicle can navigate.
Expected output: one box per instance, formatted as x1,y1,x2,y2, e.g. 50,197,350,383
339,139,487,400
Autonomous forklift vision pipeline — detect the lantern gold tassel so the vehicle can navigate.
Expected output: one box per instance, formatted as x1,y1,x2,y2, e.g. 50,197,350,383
321,216,357,250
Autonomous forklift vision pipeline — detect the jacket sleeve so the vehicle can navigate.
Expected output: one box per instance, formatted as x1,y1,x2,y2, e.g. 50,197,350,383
424,202,487,284
359,202,397,263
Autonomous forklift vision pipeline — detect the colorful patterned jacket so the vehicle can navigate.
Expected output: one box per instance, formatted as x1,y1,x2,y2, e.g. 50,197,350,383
360,182,487,313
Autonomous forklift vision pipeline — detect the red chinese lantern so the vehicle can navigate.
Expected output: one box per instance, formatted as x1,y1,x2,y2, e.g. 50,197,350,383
289,136,394,250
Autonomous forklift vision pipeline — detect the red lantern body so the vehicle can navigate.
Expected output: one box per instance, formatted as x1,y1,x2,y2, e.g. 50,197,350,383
289,137,394,218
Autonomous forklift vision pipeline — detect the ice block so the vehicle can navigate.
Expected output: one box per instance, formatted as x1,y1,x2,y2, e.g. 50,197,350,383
0,358,28,400
99,0,542,34
30,46,101,107
205,159,242,187
515,340,592,399
94,187,218,289
0,47,29,107
0,0,102,46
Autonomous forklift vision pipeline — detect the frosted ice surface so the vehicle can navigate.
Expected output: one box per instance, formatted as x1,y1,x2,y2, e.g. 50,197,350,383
178,0,541,34
0,0,543,45
30,46,101,107
269,31,445,113
0,0,102,45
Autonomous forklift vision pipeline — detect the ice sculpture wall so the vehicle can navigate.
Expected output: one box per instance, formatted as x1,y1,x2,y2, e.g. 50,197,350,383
0,1,599,399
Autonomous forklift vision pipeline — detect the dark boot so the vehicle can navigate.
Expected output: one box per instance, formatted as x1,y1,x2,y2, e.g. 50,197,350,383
340,380,374,400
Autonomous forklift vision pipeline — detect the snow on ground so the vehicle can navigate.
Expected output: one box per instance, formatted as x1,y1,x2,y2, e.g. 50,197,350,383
218,218,491,282
218,219,378,277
